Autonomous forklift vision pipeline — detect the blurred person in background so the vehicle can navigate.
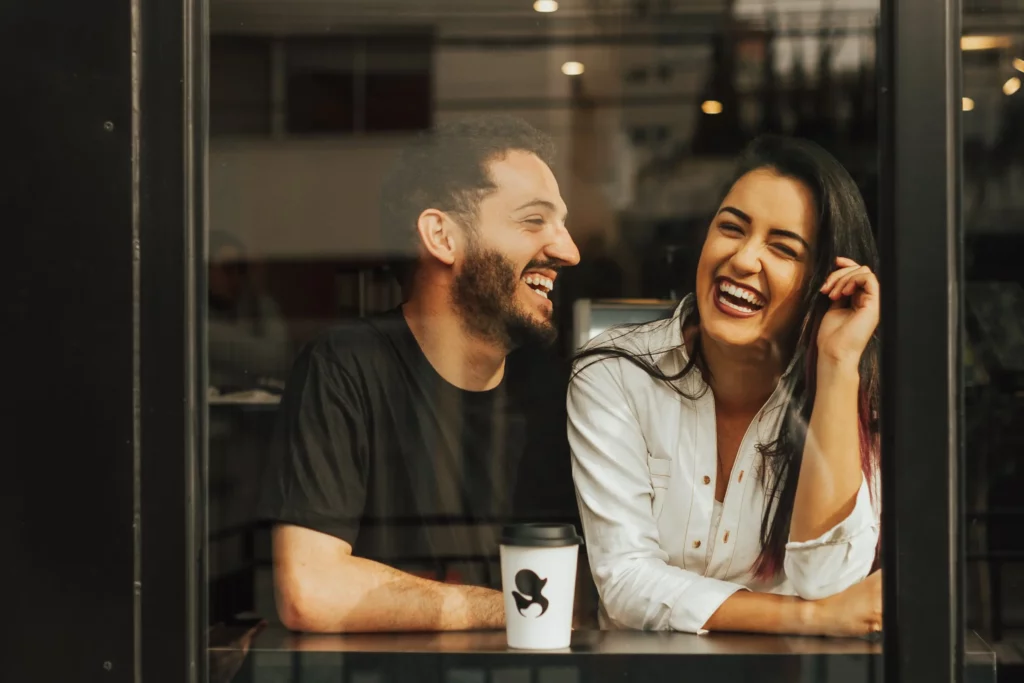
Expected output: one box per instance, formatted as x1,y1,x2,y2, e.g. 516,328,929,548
258,116,581,633
208,230,290,392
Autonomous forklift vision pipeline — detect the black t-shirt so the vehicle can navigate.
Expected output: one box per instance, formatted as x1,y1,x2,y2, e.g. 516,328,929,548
257,308,577,588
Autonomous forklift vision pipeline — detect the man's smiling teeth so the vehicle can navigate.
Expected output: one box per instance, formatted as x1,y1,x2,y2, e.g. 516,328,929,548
523,274,554,299
718,281,766,310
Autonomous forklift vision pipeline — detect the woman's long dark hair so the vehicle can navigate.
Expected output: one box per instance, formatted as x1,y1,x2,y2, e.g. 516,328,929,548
574,135,880,580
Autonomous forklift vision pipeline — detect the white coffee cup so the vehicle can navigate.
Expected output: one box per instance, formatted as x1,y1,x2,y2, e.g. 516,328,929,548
499,523,583,650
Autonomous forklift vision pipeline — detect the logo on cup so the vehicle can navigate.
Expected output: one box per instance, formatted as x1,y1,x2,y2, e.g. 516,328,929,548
511,569,550,617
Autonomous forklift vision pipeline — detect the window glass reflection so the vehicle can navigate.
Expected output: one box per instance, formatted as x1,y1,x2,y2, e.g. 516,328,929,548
206,0,889,680
962,0,1024,666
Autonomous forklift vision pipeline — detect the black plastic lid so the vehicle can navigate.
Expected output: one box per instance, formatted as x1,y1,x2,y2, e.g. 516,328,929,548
500,523,583,548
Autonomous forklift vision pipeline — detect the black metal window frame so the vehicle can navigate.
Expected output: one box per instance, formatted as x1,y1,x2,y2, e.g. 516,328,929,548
878,0,964,681
136,0,967,681
138,0,208,681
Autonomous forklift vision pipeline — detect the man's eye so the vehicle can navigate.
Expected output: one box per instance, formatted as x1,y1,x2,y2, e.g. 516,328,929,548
525,218,545,226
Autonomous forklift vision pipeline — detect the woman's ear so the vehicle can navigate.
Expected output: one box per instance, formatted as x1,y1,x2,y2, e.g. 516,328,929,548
415,209,457,266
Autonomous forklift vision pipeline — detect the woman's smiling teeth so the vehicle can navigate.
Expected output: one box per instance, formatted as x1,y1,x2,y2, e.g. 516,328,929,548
717,280,766,313
523,274,554,299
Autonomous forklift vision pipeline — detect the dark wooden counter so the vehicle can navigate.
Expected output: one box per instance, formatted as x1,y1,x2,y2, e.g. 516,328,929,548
209,625,996,683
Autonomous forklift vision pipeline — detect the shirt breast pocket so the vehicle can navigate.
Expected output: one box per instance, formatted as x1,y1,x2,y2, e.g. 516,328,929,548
647,455,673,520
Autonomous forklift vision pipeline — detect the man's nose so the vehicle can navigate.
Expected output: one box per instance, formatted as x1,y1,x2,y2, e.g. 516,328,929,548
546,225,580,267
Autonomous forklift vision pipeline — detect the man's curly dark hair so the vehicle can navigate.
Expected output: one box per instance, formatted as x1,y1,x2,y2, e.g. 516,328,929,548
379,116,556,293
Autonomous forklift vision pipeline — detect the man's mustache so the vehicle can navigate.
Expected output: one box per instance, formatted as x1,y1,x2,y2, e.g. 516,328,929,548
522,260,562,275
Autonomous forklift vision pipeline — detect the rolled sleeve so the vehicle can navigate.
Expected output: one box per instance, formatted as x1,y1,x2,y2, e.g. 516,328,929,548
568,356,745,634
670,576,748,634
783,476,879,600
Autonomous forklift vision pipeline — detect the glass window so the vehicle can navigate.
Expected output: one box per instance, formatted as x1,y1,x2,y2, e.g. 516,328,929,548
962,0,1024,675
201,1,937,681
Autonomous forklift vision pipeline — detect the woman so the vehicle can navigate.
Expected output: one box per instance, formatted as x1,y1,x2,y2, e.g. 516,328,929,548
568,135,882,637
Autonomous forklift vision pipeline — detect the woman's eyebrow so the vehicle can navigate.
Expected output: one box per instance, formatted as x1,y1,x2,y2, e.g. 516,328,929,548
717,206,751,223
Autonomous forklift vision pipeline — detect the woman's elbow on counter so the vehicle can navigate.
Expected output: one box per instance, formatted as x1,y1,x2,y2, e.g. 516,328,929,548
783,553,871,601
593,562,667,631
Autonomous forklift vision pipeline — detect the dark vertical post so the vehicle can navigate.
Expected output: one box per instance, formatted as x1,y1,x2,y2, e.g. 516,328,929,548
3,0,205,680
138,0,206,681
878,0,963,680
2,0,135,680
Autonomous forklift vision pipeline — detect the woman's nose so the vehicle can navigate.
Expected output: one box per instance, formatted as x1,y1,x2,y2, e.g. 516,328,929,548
729,241,763,275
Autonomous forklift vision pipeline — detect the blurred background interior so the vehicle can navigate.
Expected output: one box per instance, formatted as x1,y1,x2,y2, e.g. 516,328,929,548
202,0,1024,669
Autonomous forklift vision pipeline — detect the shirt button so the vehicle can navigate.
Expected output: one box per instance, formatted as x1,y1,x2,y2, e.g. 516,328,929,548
723,531,730,543
703,475,711,485
738,470,745,482
692,540,702,549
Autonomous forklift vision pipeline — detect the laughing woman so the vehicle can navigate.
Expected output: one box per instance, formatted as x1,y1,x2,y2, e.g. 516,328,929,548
569,136,882,637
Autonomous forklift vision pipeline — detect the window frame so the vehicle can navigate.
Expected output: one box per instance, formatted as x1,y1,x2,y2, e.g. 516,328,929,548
878,0,964,680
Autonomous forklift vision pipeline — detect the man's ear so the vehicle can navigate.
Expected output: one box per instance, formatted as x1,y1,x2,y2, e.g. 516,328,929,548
415,209,457,266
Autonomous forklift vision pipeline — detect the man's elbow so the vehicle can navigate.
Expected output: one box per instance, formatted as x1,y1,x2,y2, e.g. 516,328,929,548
275,572,355,633
276,592,316,632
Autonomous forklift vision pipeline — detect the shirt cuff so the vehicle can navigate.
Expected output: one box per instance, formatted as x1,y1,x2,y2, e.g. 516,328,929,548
785,476,876,551
669,576,748,634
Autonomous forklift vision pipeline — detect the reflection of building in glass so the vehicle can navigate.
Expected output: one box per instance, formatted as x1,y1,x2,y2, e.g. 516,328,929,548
208,0,880,310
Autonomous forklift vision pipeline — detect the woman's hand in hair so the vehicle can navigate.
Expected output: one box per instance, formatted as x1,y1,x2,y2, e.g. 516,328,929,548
816,256,880,370
811,570,883,637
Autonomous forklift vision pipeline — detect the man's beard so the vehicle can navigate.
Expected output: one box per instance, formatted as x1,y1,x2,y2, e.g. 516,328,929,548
450,243,558,350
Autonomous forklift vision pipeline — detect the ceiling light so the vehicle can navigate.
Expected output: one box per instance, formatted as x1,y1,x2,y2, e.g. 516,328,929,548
1004,76,1021,95
962,97,975,111
961,35,1012,51
533,0,559,11
701,100,723,115
1014,57,1024,73
561,61,584,76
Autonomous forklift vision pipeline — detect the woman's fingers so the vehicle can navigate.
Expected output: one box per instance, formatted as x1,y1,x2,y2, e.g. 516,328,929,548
837,269,877,299
825,266,868,299
822,261,877,301
820,265,861,294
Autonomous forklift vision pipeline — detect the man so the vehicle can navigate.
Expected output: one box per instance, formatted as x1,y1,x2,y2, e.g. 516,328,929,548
257,116,581,633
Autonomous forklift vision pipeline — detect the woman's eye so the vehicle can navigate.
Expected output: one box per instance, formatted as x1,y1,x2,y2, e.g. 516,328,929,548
719,223,742,235
772,244,798,258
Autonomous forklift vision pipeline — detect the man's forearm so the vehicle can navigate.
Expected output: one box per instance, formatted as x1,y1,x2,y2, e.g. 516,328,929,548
276,553,505,633
702,590,818,635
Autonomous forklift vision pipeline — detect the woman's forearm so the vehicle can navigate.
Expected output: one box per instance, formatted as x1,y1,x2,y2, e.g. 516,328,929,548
789,360,863,543
703,591,818,635
703,571,883,637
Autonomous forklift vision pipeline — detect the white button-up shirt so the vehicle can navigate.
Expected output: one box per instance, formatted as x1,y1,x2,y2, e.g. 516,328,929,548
567,298,880,634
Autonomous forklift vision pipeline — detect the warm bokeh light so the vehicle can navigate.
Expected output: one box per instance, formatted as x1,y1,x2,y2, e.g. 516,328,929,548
701,100,723,115
533,0,559,12
561,61,584,76
1014,57,1024,73
963,97,975,111
1004,76,1021,95
961,35,1012,51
